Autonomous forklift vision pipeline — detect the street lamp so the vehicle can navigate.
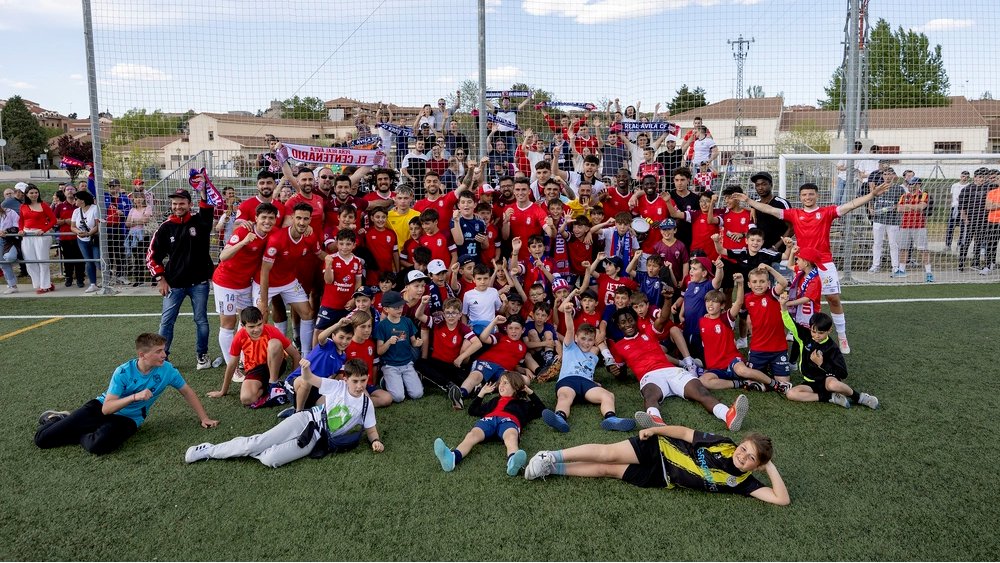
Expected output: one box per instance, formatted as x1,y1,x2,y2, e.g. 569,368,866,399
38,153,50,179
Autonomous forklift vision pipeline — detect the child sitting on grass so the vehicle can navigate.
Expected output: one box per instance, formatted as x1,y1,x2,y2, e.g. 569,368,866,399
433,371,545,476
185,358,383,468
449,315,539,409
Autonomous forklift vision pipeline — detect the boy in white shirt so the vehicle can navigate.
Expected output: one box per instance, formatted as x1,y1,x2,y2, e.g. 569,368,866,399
462,263,503,334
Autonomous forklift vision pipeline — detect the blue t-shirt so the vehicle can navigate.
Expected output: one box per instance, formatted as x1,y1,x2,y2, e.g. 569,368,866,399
285,339,346,384
601,304,625,342
96,359,186,427
635,271,665,308
451,215,487,261
374,316,419,366
558,340,599,382
527,321,557,343
682,279,714,336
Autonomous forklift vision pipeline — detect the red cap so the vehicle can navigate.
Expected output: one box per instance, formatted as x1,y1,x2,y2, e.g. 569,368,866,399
796,247,827,270
132,178,145,186
693,256,714,275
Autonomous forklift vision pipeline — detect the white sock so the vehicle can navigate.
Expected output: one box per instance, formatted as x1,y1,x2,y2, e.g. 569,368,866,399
899,265,906,272
831,312,846,339
300,319,315,356
645,406,662,419
218,328,235,364
275,321,288,335
925,264,932,273
712,403,729,421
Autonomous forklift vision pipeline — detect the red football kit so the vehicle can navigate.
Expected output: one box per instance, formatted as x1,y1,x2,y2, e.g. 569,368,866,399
505,203,548,260
213,225,270,289
780,206,840,264
609,324,672,380
260,227,321,287
699,312,741,371
478,334,528,370
321,253,364,310
744,289,788,353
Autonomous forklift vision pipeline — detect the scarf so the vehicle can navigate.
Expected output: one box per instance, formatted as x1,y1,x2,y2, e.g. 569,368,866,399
789,267,819,317
621,121,681,136
276,143,387,168
486,90,530,98
377,122,413,137
486,113,519,131
349,135,382,148
610,229,634,265
188,168,224,206
533,101,597,111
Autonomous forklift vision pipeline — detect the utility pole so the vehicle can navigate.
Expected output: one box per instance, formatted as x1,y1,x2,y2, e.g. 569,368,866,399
728,35,754,159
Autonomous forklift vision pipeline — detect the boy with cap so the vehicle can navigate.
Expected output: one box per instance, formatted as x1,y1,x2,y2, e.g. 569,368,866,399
375,290,425,403
651,218,689,289
580,251,638,315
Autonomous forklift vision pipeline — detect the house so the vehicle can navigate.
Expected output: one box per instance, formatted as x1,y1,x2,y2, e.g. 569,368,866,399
324,97,423,124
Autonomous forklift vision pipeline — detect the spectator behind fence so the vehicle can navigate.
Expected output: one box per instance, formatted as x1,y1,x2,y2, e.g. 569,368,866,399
0,203,19,293
3,185,28,278
53,189,85,288
946,171,971,252
17,183,57,294
957,168,990,272
124,191,155,287
71,190,101,294
864,168,905,276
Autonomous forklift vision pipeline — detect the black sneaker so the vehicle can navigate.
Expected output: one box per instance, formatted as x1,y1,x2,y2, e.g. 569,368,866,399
38,410,70,425
447,384,465,410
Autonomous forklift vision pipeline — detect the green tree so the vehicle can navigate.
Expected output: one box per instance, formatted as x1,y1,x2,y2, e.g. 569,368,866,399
110,109,184,144
668,85,708,115
279,96,327,121
776,120,832,154
54,135,94,183
1,96,48,169
820,19,950,109
747,85,766,98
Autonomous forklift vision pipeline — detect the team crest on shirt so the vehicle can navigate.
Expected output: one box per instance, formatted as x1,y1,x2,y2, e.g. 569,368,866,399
452,336,458,345
190,227,197,236
229,234,239,244
714,325,721,334
437,240,442,247
526,218,531,224
367,346,374,355
815,212,821,219
740,218,746,225
726,476,738,487
267,247,277,257
761,298,767,307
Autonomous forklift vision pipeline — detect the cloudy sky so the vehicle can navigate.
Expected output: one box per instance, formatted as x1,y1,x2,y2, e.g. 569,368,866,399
0,0,996,117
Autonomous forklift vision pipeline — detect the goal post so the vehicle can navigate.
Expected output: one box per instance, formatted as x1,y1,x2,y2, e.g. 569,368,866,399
778,153,1000,286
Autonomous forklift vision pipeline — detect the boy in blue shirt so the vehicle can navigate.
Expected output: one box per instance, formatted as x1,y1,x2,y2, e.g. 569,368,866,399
671,256,724,361
374,290,425,402
541,297,636,433
35,333,218,455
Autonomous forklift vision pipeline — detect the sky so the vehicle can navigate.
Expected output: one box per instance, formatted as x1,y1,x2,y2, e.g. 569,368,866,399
1,0,997,118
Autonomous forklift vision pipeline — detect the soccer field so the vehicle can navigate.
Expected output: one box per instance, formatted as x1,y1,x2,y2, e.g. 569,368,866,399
2,283,999,561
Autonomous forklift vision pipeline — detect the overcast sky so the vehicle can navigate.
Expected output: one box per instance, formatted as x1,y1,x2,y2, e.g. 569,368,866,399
1,0,996,117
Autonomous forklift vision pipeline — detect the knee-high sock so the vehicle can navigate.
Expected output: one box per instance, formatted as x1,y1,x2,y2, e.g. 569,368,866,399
831,312,846,338
218,327,235,364
300,319,315,356
275,320,288,335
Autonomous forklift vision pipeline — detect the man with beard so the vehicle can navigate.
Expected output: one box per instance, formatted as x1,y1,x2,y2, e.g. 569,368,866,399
312,166,337,200
492,175,517,221
747,172,792,252
324,174,370,231
668,167,701,249
502,178,549,261
601,168,635,220
552,146,606,198
237,171,285,226
413,171,470,234
361,168,396,211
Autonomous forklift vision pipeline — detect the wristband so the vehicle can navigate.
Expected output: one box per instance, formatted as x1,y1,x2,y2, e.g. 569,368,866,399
370,438,383,445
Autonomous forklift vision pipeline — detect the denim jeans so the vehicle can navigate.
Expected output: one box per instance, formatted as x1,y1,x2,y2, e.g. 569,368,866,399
159,281,210,357
77,239,101,285
0,244,17,286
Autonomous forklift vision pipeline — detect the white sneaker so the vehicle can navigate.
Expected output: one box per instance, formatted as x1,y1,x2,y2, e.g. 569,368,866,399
838,335,851,355
84,284,98,294
857,392,879,409
524,451,557,481
867,265,880,273
828,393,851,408
3,286,16,294
195,354,212,370
185,443,213,463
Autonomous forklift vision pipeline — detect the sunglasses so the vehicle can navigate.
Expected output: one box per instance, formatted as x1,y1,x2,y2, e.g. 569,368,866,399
320,175,334,179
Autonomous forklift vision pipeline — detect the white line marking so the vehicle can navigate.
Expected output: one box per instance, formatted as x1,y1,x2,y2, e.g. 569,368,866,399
840,297,1000,304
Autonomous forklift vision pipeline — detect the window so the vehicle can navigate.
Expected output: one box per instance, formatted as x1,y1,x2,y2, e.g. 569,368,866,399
990,140,1000,154
933,141,961,154
325,133,335,139
208,130,215,141
311,134,321,140
734,126,757,137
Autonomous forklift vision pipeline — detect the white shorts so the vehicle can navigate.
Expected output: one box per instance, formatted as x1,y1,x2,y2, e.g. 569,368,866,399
819,262,841,296
638,367,697,401
213,282,252,315
252,280,309,306
897,228,928,250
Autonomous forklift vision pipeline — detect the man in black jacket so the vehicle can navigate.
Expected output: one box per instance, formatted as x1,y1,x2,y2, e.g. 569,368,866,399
146,186,216,369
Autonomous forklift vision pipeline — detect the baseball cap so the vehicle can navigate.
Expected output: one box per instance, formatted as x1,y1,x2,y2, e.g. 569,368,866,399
406,270,428,284
352,287,373,299
427,259,448,275
168,188,192,201
692,256,715,275
108,178,121,187
749,171,772,185
458,254,476,266
478,184,495,197
381,290,405,309
907,177,922,185
14,182,28,193
132,178,145,186
795,247,827,270
659,218,677,230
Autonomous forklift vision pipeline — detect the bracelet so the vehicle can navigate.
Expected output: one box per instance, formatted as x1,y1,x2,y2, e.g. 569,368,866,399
370,438,382,445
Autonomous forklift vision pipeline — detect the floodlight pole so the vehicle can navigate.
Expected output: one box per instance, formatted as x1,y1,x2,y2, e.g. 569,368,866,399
477,0,488,159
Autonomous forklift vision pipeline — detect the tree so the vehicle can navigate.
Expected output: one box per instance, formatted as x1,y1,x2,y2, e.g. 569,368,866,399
820,19,950,110
1,96,48,169
110,109,185,145
747,85,766,98
980,91,994,101
279,96,327,121
55,135,94,183
776,120,832,155
667,85,708,115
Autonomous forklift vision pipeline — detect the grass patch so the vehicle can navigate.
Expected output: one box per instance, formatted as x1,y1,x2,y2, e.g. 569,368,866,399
2,285,999,560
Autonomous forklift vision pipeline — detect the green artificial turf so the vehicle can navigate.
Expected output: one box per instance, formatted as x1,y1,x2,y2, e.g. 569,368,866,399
1,284,999,560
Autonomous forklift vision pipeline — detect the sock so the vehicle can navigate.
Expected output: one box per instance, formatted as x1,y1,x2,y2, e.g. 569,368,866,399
300,319,315,356
555,410,568,420
275,321,288,335
452,449,463,465
553,462,567,475
552,450,564,463
218,327,235,365
831,313,846,339
645,406,662,420
818,390,833,402
849,390,862,402
925,264,932,273
603,411,617,419
460,388,469,398
712,403,729,421
733,379,743,389
767,378,779,390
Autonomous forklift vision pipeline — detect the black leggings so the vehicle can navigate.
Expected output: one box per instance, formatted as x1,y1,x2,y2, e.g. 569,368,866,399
414,357,469,390
34,399,138,455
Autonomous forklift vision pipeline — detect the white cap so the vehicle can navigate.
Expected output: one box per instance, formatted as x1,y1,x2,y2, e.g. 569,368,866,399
406,270,428,284
14,182,28,193
427,259,448,275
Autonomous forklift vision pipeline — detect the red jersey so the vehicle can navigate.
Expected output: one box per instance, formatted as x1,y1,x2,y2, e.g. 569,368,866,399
413,191,458,233
363,227,398,275
567,237,594,276
236,196,284,224
635,196,669,253
780,206,839,264
637,308,672,335
685,209,720,261
400,238,420,263
346,338,377,385
321,253,364,310
699,312,741,371
505,203,548,260
457,276,477,298
260,227,321,287
609,324,673,380
230,324,291,371
602,188,633,220
520,255,554,291
213,225,270,290
595,273,638,312
54,202,76,241
789,266,822,327
720,209,752,253
481,222,500,264
574,309,602,331
285,193,325,234
638,162,664,181
418,231,456,265
323,195,367,230
478,334,528,370
430,318,476,363
744,289,788,353
899,190,929,229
